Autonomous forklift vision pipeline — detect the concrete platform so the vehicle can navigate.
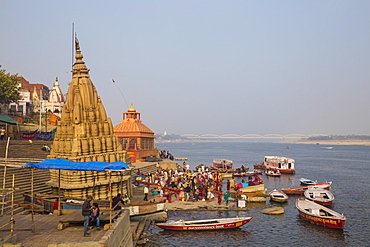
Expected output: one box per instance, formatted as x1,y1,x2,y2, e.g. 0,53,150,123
0,210,132,247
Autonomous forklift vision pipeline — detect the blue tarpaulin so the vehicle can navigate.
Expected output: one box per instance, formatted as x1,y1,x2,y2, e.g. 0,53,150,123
25,158,128,171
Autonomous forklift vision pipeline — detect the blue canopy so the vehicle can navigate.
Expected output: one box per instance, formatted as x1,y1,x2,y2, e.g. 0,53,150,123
25,158,128,171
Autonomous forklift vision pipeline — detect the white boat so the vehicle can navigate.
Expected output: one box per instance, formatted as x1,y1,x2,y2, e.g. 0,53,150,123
155,217,253,231
299,178,317,185
304,186,334,206
255,156,295,174
269,189,288,202
212,159,233,170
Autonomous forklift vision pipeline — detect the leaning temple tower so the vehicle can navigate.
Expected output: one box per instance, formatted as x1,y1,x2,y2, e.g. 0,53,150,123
46,39,132,200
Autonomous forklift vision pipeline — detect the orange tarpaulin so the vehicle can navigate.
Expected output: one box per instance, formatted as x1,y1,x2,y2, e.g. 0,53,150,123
49,113,58,125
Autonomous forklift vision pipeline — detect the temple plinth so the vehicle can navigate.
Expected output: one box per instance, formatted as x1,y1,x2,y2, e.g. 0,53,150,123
46,39,132,200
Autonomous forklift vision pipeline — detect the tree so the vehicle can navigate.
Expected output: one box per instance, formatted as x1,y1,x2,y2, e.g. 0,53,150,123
0,65,21,107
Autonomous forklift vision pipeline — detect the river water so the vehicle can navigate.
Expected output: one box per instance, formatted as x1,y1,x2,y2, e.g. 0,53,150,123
144,142,370,247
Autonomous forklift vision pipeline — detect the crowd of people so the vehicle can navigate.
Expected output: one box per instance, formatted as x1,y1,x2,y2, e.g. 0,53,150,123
136,164,256,206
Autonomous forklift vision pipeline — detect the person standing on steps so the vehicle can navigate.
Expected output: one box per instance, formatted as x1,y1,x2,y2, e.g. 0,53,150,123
143,186,149,201
82,195,93,237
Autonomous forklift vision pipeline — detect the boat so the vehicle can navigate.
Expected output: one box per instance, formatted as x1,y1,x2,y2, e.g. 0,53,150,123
175,157,188,160
265,169,281,177
299,178,317,185
239,183,266,193
320,147,333,150
296,198,346,229
254,156,295,174
234,171,256,177
269,189,288,202
212,159,233,170
304,186,334,206
281,182,332,195
155,217,253,231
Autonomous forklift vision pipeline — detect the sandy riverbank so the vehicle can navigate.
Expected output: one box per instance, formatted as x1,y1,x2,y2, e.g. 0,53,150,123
281,139,370,146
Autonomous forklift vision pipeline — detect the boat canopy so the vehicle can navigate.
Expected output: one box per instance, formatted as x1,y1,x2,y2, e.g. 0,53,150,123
25,158,128,171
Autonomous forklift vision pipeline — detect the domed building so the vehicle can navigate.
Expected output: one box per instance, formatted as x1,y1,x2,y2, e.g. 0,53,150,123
44,77,65,117
114,103,156,162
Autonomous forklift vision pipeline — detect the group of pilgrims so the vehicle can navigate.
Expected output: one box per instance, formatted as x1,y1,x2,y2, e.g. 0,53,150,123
137,162,263,205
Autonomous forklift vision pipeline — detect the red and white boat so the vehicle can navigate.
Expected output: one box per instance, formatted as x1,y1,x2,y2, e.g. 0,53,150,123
212,159,233,170
234,171,256,177
296,199,346,229
282,182,332,195
265,169,281,177
254,156,295,174
304,186,334,206
155,217,253,231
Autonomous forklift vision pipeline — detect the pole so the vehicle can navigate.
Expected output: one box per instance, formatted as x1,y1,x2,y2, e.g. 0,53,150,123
10,174,15,236
1,137,9,215
109,171,112,226
58,170,61,210
31,168,35,233
72,23,74,69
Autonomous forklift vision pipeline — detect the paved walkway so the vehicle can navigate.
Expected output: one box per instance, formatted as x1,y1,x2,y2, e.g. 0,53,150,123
0,214,106,247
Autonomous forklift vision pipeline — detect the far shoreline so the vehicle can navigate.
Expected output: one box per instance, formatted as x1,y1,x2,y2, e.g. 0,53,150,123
280,139,370,146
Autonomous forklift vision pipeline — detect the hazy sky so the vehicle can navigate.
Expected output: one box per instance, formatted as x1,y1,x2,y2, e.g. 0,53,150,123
1,1,370,135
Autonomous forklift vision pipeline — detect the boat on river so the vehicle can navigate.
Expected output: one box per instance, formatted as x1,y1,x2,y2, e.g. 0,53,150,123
155,217,253,231
269,189,288,202
281,182,332,195
304,186,334,206
212,159,233,170
254,156,295,174
296,198,346,229
265,169,281,177
299,178,317,185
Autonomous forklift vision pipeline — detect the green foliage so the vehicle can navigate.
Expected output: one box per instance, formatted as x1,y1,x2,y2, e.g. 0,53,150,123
0,65,21,105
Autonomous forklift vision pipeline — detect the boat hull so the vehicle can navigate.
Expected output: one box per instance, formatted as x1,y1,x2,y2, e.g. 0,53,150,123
269,190,288,202
304,188,334,206
282,182,332,195
155,217,253,231
296,199,346,229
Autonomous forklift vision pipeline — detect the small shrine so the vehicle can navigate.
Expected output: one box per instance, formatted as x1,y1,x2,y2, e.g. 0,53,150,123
44,77,65,117
114,103,156,162
46,38,132,200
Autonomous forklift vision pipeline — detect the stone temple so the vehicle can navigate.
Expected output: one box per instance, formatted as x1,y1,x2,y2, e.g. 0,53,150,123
46,39,132,200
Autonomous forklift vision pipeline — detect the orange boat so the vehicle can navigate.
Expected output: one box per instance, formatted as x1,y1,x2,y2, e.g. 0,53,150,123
281,182,332,195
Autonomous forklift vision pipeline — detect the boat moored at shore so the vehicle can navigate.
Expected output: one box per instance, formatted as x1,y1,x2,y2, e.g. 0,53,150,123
155,217,253,231
296,199,346,229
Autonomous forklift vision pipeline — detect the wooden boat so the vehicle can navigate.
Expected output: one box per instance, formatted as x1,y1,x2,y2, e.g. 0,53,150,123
254,156,295,174
212,159,233,170
175,157,188,160
155,217,253,231
265,169,281,177
234,171,256,177
304,186,334,206
239,183,266,193
269,189,288,202
299,178,317,185
296,199,346,229
281,182,332,195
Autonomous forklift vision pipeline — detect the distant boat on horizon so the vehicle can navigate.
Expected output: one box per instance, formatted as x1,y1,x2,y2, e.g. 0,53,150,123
320,147,333,150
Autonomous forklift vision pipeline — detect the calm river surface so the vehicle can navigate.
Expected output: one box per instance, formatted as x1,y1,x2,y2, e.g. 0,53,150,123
146,142,370,247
